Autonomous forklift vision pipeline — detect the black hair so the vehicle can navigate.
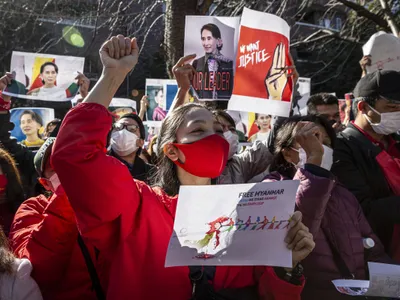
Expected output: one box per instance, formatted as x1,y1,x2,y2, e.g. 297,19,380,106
213,110,235,128
255,113,272,119
40,62,58,74
307,93,339,115
201,23,223,51
45,118,61,137
20,110,44,127
0,226,15,274
0,148,25,215
152,103,207,196
269,114,336,179
352,96,378,115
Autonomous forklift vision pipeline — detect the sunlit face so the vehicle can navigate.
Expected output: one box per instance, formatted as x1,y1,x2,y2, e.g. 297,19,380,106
364,97,400,123
201,29,219,54
155,90,164,109
175,108,223,144
256,114,271,132
21,114,41,137
315,104,340,123
41,65,58,87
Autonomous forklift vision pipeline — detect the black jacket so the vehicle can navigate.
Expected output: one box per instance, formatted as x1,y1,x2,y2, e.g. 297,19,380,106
110,149,155,184
0,112,44,198
331,123,400,252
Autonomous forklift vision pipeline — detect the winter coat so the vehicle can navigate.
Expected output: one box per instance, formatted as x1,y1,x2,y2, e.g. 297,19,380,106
9,193,97,300
219,140,273,184
264,165,392,300
52,102,305,300
0,258,43,300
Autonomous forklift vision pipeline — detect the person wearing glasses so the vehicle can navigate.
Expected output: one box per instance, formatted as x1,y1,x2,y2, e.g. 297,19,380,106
109,113,155,183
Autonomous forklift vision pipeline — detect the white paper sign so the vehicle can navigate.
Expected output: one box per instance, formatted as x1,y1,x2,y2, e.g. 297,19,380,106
165,181,299,268
363,31,400,73
293,77,311,115
333,262,400,298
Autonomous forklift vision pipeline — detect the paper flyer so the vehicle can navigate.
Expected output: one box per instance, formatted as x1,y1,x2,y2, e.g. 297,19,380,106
293,77,311,115
165,180,299,268
185,16,240,101
228,8,293,117
145,79,178,122
3,51,84,101
108,98,138,119
333,262,400,298
363,31,400,73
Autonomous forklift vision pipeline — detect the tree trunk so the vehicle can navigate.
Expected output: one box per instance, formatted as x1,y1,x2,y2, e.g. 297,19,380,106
379,0,400,36
164,0,198,78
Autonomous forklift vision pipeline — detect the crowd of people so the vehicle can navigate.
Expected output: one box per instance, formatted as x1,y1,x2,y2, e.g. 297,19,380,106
0,32,399,300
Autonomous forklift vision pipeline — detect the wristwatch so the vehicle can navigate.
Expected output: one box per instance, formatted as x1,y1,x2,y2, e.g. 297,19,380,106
274,263,304,285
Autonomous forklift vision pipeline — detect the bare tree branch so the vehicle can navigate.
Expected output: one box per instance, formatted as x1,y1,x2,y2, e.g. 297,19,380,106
379,0,400,35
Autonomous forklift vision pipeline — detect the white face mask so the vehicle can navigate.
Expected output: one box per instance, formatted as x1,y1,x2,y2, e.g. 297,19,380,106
364,105,400,135
111,129,139,157
224,131,239,159
291,144,333,171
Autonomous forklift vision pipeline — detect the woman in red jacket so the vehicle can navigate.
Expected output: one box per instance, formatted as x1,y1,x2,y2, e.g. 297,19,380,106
52,35,315,300
265,115,393,300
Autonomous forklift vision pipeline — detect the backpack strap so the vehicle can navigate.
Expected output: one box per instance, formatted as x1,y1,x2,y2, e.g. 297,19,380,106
77,234,106,300
322,228,354,279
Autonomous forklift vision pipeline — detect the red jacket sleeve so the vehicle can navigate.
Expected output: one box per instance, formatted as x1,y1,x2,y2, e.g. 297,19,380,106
51,103,139,252
258,267,304,299
293,167,335,238
9,193,78,289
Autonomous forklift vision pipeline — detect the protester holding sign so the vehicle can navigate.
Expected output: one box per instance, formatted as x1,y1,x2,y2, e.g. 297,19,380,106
52,34,315,300
265,115,392,299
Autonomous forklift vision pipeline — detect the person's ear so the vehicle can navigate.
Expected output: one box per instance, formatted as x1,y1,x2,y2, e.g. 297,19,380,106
38,178,51,191
163,144,181,162
217,38,222,47
357,100,368,114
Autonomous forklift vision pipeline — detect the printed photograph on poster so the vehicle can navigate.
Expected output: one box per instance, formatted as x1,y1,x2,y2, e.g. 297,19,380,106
185,16,240,101
145,79,178,122
165,181,299,268
3,51,85,101
108,98,138,119
10,107,55,147
228,8,293,117
144,124,161,143
292,77,311,115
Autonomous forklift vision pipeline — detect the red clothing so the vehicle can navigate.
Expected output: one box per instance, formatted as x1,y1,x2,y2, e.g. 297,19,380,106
52,103,304,300
9,193,97,300
152,105,167,121
351,121,400,158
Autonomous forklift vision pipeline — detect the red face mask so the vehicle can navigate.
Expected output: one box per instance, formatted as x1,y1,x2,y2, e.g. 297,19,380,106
0,175,7,193
171,134,229,178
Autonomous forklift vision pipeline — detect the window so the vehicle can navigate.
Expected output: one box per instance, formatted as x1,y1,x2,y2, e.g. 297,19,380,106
335,17,342,30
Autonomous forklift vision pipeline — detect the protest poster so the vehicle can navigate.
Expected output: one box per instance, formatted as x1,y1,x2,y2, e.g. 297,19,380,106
293,77,311,115
3,51,84,101
145,79,178,122
109,98,138,119
185,16,240,101
228,8,293,117
165,180,299,267
333,262,400,298
10,107,55,146
363,31,400,73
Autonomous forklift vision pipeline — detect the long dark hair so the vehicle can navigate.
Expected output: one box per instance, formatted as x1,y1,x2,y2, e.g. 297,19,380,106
0,148,25,212
270,115,336,179
0,226,14,274
152,103,206,196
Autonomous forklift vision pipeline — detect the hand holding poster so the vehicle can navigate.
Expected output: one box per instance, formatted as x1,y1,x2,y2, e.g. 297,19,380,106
333,262,400,298
228,8,293,117
363,31,400,73
165,180,299,268
3,51,84,102
185,16,240,101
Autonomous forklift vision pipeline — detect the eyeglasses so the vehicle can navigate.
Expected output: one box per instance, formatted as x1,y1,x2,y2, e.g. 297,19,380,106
113,123,140,133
